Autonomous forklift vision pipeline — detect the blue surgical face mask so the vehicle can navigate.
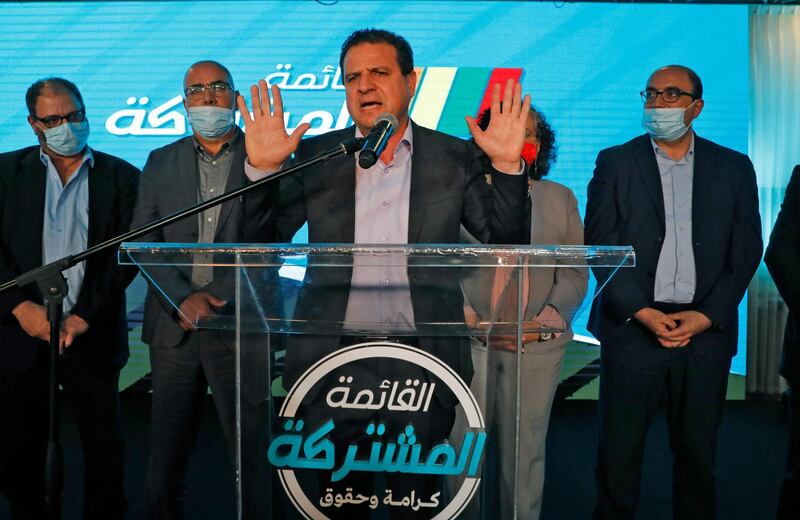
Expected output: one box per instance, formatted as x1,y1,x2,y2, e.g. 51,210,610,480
43,120,90,156
187,106,235,139
641,101,696,142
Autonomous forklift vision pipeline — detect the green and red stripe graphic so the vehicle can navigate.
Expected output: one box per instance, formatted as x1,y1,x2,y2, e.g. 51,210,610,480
409,67,523,137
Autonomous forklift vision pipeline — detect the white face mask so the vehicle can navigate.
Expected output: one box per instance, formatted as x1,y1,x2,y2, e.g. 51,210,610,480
641,101,696,142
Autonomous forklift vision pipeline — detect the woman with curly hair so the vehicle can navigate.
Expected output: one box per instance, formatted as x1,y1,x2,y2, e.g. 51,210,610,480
457,105,588,519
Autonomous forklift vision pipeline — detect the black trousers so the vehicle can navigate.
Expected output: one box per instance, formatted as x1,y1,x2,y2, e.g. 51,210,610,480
0,345,126,520
144,332,237,520
777,380,800,519
593,310,731,520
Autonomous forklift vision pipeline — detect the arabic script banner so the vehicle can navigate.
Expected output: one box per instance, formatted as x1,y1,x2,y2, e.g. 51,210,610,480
0,0,749,364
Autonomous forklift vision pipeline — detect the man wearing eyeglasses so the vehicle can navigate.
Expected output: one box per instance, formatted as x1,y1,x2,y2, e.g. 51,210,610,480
131,60,276,519
585,65,761,519
0,77,139,519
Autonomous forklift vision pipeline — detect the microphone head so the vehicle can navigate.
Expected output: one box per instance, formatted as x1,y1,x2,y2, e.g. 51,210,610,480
358,113,400,169
374,113,399,132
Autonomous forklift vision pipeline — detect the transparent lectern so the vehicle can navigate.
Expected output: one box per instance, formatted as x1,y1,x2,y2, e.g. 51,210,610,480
120,243,633,520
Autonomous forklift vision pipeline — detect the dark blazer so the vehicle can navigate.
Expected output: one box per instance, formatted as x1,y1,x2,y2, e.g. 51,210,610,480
585,134,762,358
131,131,276,348
0,145,140,373
765,165,800,383
278,122,528,244
279,122,530,391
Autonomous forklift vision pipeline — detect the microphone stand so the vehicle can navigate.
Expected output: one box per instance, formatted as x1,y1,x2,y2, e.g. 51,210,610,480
0,136,364,520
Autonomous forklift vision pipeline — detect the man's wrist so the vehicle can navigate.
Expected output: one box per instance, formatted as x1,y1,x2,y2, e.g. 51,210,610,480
244,158,280,180
11,300,33,318
491,158,524,175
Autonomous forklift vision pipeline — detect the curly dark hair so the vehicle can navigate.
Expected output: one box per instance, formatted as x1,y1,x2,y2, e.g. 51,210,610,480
477,105,557,181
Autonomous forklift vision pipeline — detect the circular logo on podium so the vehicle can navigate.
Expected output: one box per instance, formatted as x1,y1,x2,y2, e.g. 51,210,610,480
268,342,486,519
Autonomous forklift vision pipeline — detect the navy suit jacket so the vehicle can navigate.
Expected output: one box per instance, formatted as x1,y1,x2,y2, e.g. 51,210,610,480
585,134,762,358
0,145,140,372
766,165,800,382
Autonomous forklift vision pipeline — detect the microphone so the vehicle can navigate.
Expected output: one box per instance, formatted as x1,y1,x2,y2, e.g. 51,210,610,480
358,113,399,169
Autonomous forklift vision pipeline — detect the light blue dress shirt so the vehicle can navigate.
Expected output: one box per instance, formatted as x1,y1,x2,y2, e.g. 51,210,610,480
41,147,92,313
344,124,415,330
652,136,696,304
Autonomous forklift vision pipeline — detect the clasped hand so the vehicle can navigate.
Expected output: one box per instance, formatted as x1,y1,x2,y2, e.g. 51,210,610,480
178,292,227,331
12,300,90,353
634,307,712,348
472,306,565,353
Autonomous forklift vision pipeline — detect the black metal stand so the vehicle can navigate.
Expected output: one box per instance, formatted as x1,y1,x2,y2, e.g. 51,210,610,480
18,264,70,519
0,136,364,519
45,296,64,520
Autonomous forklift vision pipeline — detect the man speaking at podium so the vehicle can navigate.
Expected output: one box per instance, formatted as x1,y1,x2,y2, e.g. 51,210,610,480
241,28,532,515
241,28,531,386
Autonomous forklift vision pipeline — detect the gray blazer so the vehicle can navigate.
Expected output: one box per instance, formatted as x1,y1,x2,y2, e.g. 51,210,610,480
462,179,588,345
131,131,276,348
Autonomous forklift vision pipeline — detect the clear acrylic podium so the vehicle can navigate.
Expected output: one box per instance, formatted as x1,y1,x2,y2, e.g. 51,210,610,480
120,243,633,520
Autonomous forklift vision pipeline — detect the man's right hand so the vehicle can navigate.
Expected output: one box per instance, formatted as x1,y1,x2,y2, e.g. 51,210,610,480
237,81,310,171
634,307,687,348
12,300,51,342
178,292,227,331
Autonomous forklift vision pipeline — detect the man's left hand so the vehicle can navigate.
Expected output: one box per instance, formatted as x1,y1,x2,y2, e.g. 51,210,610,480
237,81,309,171
60,314,89,352
466,78,531,173
659,310,712,346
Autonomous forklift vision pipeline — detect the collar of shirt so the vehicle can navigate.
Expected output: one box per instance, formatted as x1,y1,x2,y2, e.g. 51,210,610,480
192,127,240,161
650,132,695,164
355,120,414,169
39,146,94,184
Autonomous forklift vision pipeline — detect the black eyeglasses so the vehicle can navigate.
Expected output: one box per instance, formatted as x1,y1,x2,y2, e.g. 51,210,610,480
640,88,697,104
32,109,86,129
184,81,233,98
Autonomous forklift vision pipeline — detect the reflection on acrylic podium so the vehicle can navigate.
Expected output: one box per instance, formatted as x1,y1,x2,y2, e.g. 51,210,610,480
120,243,633,520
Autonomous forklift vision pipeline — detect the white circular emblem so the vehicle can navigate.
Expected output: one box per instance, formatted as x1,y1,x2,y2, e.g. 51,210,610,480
272,341,486,519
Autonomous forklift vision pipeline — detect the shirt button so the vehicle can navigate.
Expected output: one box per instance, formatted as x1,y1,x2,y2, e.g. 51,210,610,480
210,188,215,193
212,161,217,165
381,237,388,243
382,201,389,206
207,217,213,222
384,279,390,285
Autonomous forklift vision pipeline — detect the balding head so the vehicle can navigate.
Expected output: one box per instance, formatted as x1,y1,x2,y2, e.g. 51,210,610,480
647,65,703,100
184,60,234,90
25,77,84,117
